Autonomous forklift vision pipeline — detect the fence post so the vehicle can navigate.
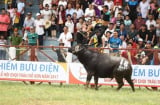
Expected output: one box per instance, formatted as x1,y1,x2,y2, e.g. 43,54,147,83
30,46,36,84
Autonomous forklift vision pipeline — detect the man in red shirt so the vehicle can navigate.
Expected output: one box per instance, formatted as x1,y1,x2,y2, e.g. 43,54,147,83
0,9,11,39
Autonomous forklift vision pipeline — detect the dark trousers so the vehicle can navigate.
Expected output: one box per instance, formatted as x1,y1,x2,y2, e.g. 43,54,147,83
38,35,44,46
0,50,6,60
20,14,25,28
45,27,51,37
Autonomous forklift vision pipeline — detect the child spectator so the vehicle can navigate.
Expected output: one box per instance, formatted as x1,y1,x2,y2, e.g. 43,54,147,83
0,35,7,60
52,42,67,62
124,15,132,32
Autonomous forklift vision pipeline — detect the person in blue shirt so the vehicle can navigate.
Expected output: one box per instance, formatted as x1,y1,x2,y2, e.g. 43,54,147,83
108,30,122,56
118,23,127,39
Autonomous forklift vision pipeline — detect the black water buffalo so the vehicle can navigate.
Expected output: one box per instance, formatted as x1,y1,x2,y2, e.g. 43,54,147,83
69,44,135,92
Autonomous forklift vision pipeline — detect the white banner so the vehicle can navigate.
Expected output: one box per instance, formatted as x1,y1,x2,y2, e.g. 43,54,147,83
69,63,160,87
0,60,68,83
0,61,160,87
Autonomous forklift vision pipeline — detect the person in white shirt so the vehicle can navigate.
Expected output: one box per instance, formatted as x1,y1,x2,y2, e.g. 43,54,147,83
43,0,52,9
41,4,52,21
40,4,52,37
23,12,35,33
34,13,45,46
66,3,75,16
65,14,74,34
58,0,67,9
74,3,84,19
58,26,73,48
17,0,25,27
139,0,150,19
104,0,114,11
146,14,156,30
84,4,95,21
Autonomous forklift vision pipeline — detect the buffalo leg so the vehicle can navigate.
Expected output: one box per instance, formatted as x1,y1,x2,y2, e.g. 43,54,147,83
125,76,135,92
94,76,98,90
86,74,92,89
115,76,124,91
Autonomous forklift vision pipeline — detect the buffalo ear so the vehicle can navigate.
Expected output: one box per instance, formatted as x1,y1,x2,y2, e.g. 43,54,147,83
83,44,89,48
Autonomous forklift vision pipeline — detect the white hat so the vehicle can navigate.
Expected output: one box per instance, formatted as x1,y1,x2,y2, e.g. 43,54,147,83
138,38,143,42
36,13,41,16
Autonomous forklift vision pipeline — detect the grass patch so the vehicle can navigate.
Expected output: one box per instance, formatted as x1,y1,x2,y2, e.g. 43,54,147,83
0,81,160,105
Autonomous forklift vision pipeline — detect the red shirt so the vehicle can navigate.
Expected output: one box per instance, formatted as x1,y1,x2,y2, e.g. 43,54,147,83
0,14,10,31
114,0,122,6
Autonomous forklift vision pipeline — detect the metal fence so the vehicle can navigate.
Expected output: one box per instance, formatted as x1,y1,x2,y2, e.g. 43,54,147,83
0,45,160,65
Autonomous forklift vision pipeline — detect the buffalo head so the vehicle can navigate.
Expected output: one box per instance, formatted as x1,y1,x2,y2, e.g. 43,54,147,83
68,44,87,54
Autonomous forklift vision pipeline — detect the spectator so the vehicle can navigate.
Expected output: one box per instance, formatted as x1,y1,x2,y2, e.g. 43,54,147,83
5,0,12,10
12,7,20,29
23,12,35,34
0,9,11,39
0,35,7,60
7,3,14,19
139,0,150,19
137,24,148,42
120,35,127,50
26,26,39,46
145,14,156,30
9,28,23,60
80,0,92,12
65,14,74,35
51,14,57,39
65,14,74,45
105,22,115,37
134,13,146,31
88,30,101,48
43,0,52,9
137,38,145,49
52,42,67,62
102,31,111,47
58,0,67,9
124,15,132,32
41,4,52,37
76,17,84,32
84,4,95,21
52,0,59,6
104,0,114,11
102,5,110,26
51,4,58,17
93,0,103,17
66,3,75,16
108,30,122,56
58,26,73,48
17,0,25,28
121,42,137,64
156,23,160,42
141,40,154,65
127,24,138,41
57,5,66,34
115,13,124,31
148,25,156,45
118,23,127,39
74,3,84,19
34,13,45,47
113,1,122,18
123,5,130,16
128,0,138,22
26,27,39,61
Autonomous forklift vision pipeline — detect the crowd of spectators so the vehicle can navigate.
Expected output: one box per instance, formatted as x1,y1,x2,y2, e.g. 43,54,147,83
0,0,160,64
